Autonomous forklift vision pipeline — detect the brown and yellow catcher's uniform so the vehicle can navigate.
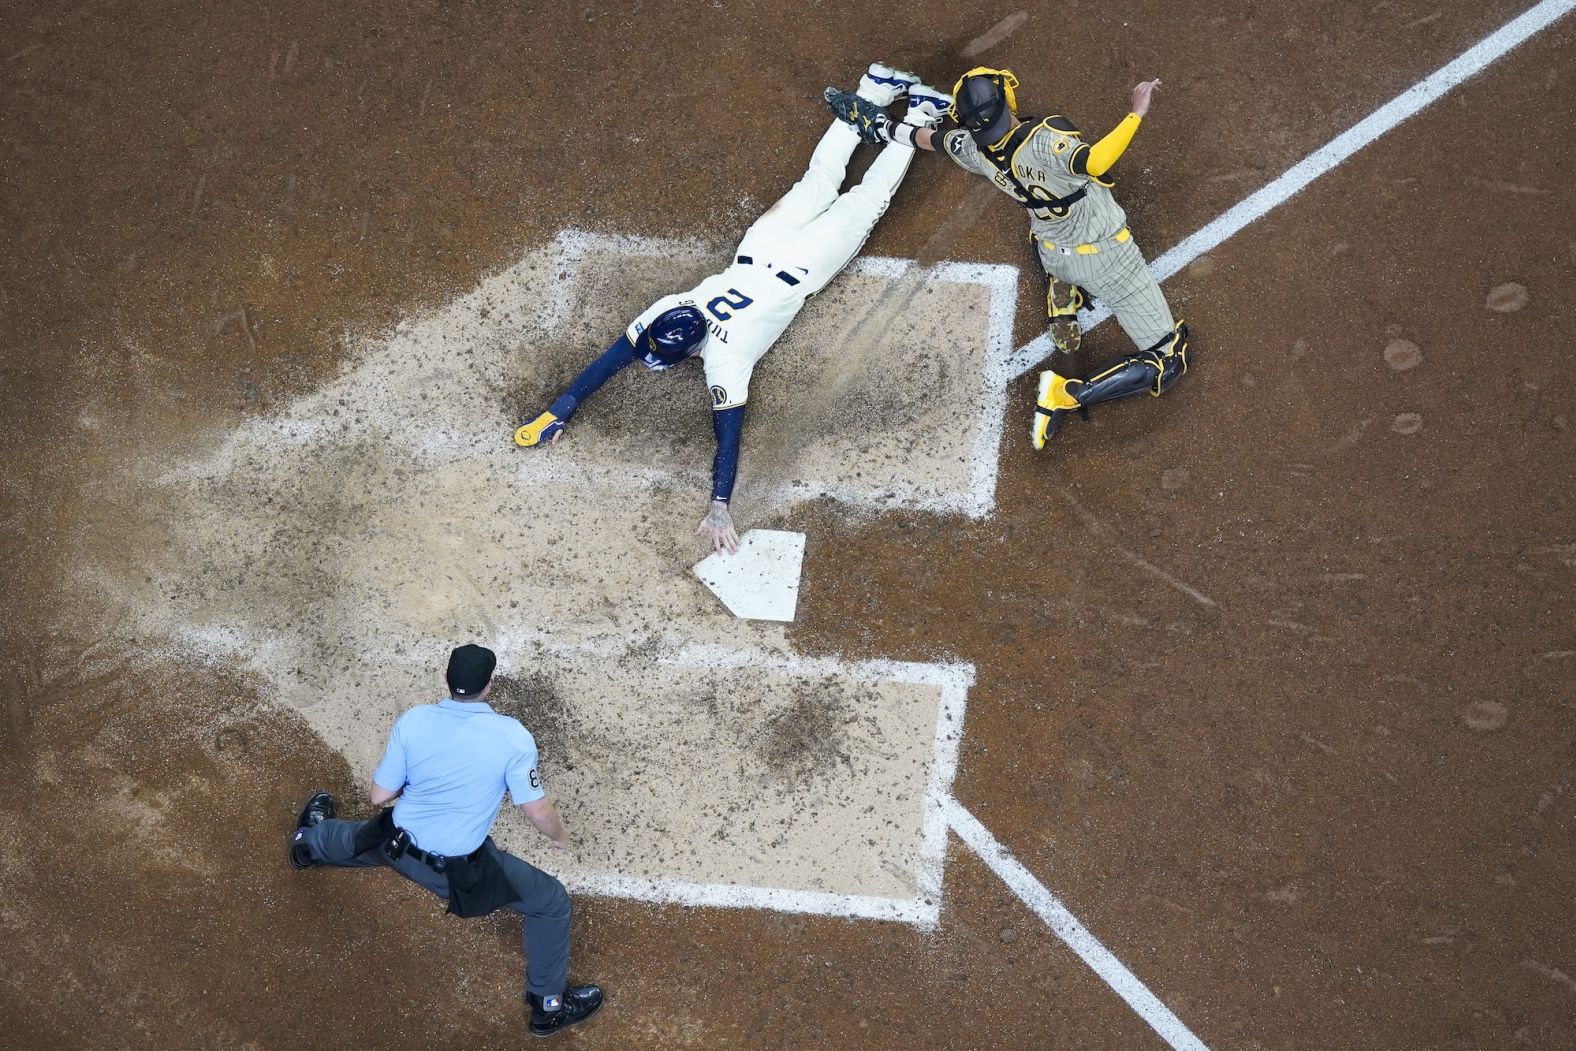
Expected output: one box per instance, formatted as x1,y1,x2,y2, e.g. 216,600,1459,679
942,114,1175,355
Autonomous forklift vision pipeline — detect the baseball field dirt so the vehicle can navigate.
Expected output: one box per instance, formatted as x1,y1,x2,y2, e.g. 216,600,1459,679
2,1,1572,1049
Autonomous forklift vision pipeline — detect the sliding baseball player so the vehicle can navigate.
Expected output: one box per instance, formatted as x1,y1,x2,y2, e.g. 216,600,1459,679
515,64,952,553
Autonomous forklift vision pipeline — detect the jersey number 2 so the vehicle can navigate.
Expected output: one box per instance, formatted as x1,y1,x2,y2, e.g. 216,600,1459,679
706,289,753,321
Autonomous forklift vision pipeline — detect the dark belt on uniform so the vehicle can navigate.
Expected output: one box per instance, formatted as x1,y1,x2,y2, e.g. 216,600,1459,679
736,255,801,286
404,838,486,874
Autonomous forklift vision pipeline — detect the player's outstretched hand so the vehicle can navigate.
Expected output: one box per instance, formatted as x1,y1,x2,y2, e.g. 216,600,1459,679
514,411,565,448
1131,78,1161,118
698,500,740,555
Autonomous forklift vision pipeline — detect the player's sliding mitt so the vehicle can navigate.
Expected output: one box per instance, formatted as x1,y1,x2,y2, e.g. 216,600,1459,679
823,87,891,145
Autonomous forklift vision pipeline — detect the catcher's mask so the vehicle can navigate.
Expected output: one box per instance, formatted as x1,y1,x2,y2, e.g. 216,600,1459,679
638,305,708,370
950,66,1020,146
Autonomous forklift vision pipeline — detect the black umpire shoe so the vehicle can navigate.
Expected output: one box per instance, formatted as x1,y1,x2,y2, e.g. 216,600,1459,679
287,790,335,871
528,985,604,1038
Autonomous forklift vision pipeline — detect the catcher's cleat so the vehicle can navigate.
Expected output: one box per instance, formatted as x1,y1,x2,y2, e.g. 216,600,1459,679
858,62,920,106
288,790,335,871
529,985,604,1038
904,84,954,128
515,411,564,448
1049,318,1082,355
1032,370,1086,450
824,87,892,145
1045,279,1087,354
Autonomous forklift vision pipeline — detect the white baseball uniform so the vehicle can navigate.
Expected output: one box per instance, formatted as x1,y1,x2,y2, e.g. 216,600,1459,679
627,121,915,410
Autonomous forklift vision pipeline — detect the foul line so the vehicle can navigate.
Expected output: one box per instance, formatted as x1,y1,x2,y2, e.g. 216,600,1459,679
947,800,1211,1051
1006,0,1576,376
971,4,1576,1044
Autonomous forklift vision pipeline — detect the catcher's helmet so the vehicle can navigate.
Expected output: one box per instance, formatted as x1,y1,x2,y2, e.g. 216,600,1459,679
950,66,1019,146
637,305,708,370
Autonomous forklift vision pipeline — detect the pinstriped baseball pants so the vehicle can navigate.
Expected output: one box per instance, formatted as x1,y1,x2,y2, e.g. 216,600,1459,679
1035,234,1175,352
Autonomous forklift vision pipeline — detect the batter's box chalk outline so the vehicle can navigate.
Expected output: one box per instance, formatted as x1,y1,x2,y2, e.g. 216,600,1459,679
546,229,1020,519
561,645,973,928
167,616,971,926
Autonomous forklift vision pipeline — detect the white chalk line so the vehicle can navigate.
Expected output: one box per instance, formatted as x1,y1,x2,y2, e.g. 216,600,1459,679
664,643,973,928
662,642,975,690
917,677,970,910
965,5,1576,1045
562,872,939,926
1005,0,1576,377
947,800,1210,1051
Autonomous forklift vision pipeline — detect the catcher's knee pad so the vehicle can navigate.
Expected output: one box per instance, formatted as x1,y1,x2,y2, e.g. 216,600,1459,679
1044,278,1087,354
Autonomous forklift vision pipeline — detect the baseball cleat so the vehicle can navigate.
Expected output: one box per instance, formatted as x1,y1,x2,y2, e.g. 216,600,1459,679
857,62,920,106
288,790,335,871
1031,370,1085,450
904,84,954,128
529,985,604,1038
514,411,563,448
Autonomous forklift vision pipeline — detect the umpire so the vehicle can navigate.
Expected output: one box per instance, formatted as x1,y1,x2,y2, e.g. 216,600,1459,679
287,643,603,1038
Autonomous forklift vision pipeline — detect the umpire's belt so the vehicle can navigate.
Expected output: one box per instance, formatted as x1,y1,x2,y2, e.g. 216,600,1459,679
405,839,486,874
736,255,802,286
1040,226,1130,257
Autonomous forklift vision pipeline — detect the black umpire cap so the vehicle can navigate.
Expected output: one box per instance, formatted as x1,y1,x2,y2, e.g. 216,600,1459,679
957,74,1014,145
447,644,497,697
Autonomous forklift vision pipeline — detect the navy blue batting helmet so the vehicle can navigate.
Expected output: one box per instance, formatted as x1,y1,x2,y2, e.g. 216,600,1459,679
638,306,708,370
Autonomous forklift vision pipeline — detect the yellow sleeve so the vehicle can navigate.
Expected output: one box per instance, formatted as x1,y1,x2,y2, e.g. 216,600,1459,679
1079,112,1142,177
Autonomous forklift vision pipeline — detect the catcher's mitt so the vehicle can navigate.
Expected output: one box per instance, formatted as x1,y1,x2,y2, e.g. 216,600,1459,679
823,88,890,145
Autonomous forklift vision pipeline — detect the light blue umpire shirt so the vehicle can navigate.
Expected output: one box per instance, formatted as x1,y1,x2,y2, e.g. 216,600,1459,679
372,697,545,857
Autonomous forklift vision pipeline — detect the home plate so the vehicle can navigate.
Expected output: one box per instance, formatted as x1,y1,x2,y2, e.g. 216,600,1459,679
694,529,806,621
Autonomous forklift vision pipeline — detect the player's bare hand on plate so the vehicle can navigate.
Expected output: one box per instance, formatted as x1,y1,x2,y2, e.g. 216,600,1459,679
697,500,740,555
1131,78,1161,117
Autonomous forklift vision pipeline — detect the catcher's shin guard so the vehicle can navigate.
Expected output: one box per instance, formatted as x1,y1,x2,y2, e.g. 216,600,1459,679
1030,322,1190,449
1045,278,1087,354
1078,320,1190,404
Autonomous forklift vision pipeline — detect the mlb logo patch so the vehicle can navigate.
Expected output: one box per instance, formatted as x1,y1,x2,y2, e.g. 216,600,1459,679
544,995,561,1012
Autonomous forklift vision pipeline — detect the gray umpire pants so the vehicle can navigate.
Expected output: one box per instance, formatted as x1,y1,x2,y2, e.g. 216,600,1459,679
301,818,572,998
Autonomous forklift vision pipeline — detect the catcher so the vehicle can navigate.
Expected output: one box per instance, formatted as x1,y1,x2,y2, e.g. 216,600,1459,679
825,67,1191,448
